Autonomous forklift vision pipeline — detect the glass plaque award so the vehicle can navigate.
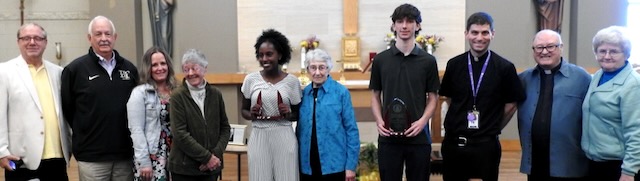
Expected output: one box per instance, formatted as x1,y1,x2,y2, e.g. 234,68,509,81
384,98,411,137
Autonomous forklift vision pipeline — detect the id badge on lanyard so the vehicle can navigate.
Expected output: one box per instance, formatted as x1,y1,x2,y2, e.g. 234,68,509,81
467,51,490,130
467,106,480,129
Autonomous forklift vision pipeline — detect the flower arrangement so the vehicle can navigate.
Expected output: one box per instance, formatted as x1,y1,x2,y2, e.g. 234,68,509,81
357,143,380,181
300,35,320,50
383,33,396,49
298,35,318,85
416,34,444,53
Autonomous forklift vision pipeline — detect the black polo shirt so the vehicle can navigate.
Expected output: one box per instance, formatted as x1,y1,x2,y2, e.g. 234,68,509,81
369,45,440,144
439,50,525,138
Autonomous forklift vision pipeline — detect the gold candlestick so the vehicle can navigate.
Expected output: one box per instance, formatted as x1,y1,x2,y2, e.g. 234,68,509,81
337,59,347,84
298,68,310,86
339,67,346,84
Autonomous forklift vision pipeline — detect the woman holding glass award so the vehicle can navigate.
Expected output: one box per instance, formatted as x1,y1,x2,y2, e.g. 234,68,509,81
297,49,360,181
241,29,302,181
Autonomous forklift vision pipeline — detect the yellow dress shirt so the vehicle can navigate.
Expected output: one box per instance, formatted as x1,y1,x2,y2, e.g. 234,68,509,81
29,64,63,159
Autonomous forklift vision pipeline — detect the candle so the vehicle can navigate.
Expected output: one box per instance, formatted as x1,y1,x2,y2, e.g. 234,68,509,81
301,47,306,69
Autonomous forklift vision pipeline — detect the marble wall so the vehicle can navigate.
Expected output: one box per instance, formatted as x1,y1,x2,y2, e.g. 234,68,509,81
237,0,466,72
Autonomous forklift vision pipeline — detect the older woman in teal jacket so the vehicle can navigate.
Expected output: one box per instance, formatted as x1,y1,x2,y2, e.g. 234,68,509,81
582,26,640,180
297,49,360,181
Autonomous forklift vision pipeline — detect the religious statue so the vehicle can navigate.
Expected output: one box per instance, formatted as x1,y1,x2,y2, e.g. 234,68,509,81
535,0,564,33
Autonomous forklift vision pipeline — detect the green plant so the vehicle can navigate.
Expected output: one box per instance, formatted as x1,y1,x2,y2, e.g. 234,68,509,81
357,143,378,174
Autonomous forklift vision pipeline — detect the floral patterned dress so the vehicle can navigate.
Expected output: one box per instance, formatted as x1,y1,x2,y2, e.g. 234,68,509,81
134,97,172,181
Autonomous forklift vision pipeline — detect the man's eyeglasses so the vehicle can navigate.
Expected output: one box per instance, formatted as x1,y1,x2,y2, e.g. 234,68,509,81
596,49,623,58
532,44,561,53
18,36,46,42
307,65,328,71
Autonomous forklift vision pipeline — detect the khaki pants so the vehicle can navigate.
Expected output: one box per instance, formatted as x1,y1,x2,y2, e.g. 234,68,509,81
77,160,133,181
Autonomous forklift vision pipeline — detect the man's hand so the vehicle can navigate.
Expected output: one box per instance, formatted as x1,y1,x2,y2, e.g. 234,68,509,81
0,155,20,171
139,167,153,181
376,120,391,137
404,118,427,137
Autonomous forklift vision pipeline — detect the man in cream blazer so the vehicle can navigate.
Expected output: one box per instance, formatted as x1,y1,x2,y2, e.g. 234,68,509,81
0,23,72,181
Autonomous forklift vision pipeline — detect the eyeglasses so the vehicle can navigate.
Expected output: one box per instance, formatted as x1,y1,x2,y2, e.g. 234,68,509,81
532,44,560,53
308,65,328,71
182,65,203,73
596,49,623,58
18,36,46,42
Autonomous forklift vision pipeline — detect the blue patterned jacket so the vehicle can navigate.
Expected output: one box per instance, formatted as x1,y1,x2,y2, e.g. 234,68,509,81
297,76,360,175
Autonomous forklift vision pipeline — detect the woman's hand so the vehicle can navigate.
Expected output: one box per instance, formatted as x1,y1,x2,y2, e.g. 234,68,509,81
345,170,356,181
199,155,221,171
250,104,262,117
139,167,153,181
206,155,221,170
620,174,634,181
278,103,289,115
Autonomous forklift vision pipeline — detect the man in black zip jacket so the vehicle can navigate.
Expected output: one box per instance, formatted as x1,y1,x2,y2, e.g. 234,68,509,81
61,15,138,181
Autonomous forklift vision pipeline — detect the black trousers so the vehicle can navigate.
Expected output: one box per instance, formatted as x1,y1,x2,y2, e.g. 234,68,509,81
377,142,431,181
441,136,501,181
4,158,68,181
171,172,219,181
587,160,640,181
300,171,345,181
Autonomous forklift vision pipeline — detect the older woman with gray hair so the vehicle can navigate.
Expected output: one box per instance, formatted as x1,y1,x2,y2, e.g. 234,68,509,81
297,49,360,181
168,49,230,181
581,26,640,180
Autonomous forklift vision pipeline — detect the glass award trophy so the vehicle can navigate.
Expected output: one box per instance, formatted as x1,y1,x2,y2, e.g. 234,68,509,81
383,98,411,137
255,91,285,120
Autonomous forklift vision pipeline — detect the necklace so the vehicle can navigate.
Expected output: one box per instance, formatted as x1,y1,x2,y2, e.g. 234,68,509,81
159,92,170,100
157,84,171,100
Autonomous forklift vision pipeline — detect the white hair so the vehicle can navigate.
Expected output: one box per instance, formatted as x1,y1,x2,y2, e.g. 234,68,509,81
88,15,116,35
181,49,208,68
534,29,563,45
592,26,632,59
304,49,333,70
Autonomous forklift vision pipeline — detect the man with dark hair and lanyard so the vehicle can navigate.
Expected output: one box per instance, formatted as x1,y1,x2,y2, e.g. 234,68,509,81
369,3,440,181
439,12,525,181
